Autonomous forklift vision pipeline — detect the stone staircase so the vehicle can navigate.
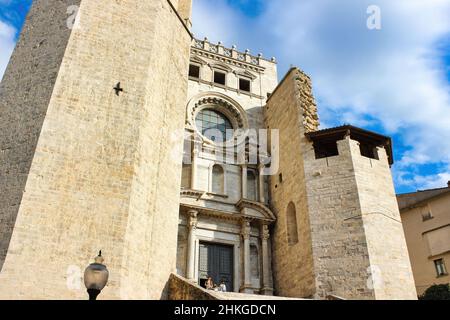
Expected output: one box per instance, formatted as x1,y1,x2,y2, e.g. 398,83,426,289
168,273,305,300
209,291,304,300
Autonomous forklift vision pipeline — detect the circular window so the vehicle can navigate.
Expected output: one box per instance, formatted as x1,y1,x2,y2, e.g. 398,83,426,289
195,109,233,142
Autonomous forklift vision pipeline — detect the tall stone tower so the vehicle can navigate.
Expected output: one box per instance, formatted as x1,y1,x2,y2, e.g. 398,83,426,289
0,0,192,299
266,68,417,300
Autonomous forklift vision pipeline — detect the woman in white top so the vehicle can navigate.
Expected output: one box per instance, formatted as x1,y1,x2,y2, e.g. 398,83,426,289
219,279,227,292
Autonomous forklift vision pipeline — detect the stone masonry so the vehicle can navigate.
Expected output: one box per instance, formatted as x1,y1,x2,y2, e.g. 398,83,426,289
0,0,81,272
266,68,417,299
0,1,418,300
0,0,192,299
265,69,317,298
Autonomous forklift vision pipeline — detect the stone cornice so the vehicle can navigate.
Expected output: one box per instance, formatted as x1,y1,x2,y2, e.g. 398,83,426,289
180,200,275,224
191,38,271,72
180,189,205,200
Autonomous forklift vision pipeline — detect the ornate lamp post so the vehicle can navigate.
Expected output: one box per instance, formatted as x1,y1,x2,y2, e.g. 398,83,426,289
84,251,109,300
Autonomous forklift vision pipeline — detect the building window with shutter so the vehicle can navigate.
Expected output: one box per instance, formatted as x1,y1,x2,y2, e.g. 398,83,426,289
434,259,448,277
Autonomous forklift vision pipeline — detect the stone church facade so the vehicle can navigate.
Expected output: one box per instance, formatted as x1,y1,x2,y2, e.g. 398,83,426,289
0,0,417,300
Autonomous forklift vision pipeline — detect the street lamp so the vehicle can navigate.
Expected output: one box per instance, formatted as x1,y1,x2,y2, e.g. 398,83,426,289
84,250,109,300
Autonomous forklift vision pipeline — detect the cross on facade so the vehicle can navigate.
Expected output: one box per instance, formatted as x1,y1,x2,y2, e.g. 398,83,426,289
113,82,123,96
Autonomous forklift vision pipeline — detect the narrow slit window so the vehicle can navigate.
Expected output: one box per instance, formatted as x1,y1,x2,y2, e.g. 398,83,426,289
286,202,299,246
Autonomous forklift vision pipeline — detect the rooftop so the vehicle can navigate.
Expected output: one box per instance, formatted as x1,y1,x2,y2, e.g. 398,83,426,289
305,125,394,165
397,183,450,211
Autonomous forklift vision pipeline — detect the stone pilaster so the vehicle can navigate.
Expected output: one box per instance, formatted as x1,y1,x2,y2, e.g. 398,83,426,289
186,210,198,280
260,224,273,296
240,218,253,293
191,147,199,190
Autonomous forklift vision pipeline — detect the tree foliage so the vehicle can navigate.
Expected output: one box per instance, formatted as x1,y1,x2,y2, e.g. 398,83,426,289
419,284,450,300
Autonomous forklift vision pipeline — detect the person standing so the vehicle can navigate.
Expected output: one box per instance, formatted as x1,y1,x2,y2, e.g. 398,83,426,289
205,276,214,290
219,279,227,292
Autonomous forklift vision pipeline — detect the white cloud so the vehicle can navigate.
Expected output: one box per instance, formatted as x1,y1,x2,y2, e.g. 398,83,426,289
0,19,16,81
394,166,450,191
192,0,450,191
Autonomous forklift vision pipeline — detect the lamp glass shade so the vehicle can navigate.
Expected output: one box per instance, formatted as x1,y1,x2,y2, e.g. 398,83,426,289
84,256,109,291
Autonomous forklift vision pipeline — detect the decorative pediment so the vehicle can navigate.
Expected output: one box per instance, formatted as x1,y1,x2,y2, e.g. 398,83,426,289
179,198,276,224
210,62,233,73
236,199,276,222
233,70,257,80
190,55,208,66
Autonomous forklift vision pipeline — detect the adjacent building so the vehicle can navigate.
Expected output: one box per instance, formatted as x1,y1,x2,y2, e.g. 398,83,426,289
398,183,450,295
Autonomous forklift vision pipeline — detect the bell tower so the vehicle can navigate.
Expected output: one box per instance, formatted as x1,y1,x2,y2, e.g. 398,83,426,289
0,0,192,299
266,68,417,300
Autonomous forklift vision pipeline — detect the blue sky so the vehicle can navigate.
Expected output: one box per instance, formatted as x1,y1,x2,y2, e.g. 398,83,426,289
1,0,449,194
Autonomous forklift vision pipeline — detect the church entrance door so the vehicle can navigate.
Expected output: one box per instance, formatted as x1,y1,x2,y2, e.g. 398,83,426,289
198,242,234,292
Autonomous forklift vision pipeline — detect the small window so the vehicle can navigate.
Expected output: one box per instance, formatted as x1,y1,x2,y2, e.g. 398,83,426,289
279,173,283,183
434,259,448,277
422,212,433,221
214,71,226,86
189,64,200,78
239,78,251,92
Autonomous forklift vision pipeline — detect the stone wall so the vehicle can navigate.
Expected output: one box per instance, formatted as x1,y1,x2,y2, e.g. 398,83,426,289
265,68,416,300
0,0,192,299
304,137,416,299
168,273,218,300
0,0,82,272
351,142,417,299
303,138,375,299
265,68,316,298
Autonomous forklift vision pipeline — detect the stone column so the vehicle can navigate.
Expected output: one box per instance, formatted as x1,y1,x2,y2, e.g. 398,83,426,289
241,165,248,199
191,144,199,190
260,224,273,296
186,210,198,280
258,164,266,204
240,219,253,293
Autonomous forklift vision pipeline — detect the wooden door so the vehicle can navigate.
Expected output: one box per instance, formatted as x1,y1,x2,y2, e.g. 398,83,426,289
198,242,233,292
